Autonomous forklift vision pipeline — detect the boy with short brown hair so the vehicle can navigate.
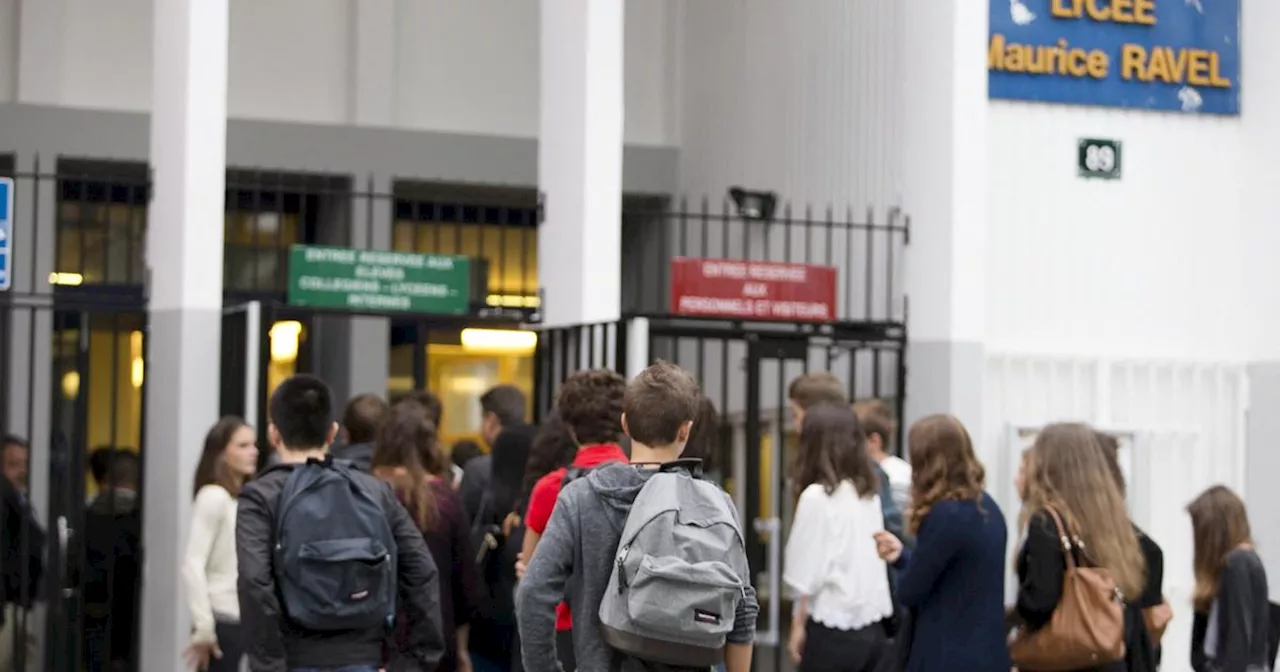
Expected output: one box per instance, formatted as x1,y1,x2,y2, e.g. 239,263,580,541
853,398,911,513
518,362,758,672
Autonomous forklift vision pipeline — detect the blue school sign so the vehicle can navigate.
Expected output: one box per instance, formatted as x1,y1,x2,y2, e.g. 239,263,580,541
0,178,11,291
988,0,1241,115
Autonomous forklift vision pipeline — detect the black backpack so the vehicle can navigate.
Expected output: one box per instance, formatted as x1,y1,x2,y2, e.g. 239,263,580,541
273,457,398,631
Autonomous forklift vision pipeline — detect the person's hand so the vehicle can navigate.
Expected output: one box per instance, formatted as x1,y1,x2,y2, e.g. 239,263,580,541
873,530,903,563
182,641,221,671
788,623,805,664
457,649,474,672
515,551,528,580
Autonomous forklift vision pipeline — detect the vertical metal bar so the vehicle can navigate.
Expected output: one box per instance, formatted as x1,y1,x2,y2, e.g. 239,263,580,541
498,204,509,308
864,207,875,322
845,206,854,319
895,344,908,455
719,196,730,259
532,327,545,420
587,324,598,369
414,199,426,252
783,204,793,263
560,327,572,379
873,347,884,398
274,174,287,291
885,208,897,320
698,196,709,258
850,345,860,401
413,320,428,392
365,175,375,249
433,201,443,252
824,205,834,267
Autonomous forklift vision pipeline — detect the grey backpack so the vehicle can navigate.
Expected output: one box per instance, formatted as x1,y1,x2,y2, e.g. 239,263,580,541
273,457,398,631
599,460,748,667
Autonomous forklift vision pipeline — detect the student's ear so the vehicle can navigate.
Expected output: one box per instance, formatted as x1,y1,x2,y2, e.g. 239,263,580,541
326,422,340,447
267,424,282,450
676,420,693,445
621,413,631,437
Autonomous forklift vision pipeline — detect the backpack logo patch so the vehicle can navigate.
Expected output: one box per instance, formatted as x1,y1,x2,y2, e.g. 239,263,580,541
693,609,721,625
350,589,370,601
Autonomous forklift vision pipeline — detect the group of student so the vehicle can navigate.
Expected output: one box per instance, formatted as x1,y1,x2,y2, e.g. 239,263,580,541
175,361,1275,672
781,372,1274,672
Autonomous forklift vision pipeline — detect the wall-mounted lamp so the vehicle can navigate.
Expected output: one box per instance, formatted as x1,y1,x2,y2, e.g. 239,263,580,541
460,328,537,355
728,186,778,221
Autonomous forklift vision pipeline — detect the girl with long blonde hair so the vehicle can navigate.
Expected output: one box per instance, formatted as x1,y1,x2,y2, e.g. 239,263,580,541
1014,423,1149,672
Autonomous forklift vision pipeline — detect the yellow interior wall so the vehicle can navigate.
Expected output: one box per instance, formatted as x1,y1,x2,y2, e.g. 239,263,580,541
392,221,538,301
426,344,534,450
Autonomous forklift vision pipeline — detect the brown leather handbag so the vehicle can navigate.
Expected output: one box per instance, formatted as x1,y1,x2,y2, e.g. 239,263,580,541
1009,508,1126,671
1143,598,1173,643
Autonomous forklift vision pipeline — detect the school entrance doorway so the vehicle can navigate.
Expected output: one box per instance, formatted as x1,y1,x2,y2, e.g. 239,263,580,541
533,202,909,672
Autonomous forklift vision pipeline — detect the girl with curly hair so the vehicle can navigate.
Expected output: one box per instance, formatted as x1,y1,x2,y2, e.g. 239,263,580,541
873,414,1009,672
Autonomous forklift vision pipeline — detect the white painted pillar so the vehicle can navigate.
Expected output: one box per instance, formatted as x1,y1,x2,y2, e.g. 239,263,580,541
349,0,397,126
538,0,624,327
900,1,989,446
14,0,66,104
140,0,229,669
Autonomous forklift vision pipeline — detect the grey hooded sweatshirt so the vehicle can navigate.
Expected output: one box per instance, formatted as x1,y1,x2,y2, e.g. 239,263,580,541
516,461,759,672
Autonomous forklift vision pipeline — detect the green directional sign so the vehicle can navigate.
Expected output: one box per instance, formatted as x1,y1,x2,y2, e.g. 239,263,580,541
287,244,471,315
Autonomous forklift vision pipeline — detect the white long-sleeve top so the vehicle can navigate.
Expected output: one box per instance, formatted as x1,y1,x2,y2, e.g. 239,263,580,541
783,480,893,631
183,485,241,643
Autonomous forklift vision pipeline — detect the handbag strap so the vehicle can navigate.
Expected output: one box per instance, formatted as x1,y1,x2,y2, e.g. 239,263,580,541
1042,506,1084,569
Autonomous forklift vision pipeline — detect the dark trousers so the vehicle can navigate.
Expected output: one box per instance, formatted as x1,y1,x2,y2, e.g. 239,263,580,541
556,629,576,671
799,619,887,672
210,620,246,672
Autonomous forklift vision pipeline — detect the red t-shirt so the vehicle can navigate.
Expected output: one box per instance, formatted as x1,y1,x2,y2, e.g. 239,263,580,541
524,443,628,631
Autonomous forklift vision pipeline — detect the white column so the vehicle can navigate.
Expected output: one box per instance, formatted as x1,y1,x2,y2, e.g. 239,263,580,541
900,1,989,440
538,0,624,328
15,0,66,104
348,0,397,126
140,0,229,669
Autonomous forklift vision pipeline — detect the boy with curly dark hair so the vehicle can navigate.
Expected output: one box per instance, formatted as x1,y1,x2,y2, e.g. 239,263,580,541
517,369,627,671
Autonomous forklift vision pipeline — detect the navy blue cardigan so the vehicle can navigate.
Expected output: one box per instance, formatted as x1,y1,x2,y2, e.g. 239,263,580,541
892,492,1010,672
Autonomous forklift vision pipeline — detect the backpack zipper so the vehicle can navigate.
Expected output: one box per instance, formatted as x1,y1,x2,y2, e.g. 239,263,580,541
616,544,629,592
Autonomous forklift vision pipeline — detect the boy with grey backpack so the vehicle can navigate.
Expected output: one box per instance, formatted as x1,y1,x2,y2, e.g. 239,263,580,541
517,362,759,672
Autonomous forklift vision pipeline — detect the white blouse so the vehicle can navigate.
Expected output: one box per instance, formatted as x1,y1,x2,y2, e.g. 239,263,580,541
783,480,894,631
183,485,241,644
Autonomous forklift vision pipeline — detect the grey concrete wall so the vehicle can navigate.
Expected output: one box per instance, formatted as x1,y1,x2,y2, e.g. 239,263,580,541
1245,362,1280,600
0,103,679,193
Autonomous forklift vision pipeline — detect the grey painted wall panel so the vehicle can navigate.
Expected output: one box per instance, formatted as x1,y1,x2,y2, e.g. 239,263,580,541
1245,362,1280,600
0,103,679,193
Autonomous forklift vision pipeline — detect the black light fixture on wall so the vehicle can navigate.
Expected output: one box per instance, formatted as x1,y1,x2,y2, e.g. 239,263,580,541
728,186,777,221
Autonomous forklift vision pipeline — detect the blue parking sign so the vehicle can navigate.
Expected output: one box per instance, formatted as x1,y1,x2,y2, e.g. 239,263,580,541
0,177,10,291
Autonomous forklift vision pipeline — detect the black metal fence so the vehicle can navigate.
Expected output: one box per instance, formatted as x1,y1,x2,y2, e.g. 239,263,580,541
621,198,909,326
0,290,149,671
17,161,540,324
531,321,627,421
